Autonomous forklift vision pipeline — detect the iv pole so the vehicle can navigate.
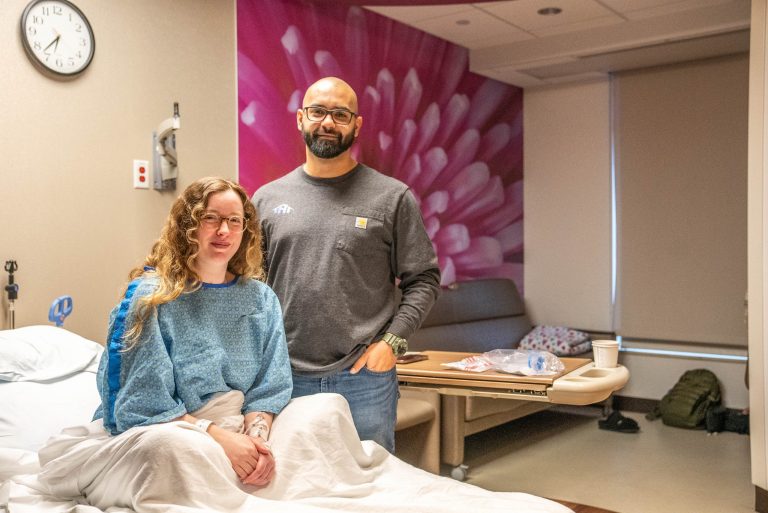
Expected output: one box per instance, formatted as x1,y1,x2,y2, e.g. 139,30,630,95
4,260,18,330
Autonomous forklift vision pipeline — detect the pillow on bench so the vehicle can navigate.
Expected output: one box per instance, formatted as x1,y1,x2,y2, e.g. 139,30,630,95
518,325,591,356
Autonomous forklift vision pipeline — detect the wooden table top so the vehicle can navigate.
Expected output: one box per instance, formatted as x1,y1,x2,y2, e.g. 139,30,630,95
396,350,591,386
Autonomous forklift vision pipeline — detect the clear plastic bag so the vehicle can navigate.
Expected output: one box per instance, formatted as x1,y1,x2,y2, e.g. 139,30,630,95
441,355,495,372
442,349,565,376
482,349,565,376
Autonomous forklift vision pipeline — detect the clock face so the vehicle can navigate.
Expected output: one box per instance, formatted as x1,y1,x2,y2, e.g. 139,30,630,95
20,0,95,77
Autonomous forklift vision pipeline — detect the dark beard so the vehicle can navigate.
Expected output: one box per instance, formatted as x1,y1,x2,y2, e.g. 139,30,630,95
303,129,356,159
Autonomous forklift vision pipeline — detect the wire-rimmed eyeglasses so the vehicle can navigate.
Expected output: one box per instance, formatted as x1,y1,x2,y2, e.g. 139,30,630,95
200,212,246,233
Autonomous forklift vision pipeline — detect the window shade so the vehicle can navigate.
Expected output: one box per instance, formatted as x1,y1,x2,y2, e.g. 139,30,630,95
614,55,748,347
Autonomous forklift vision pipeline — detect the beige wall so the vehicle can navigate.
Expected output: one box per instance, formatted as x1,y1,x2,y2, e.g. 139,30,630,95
523,78,613,332
0,0,237,343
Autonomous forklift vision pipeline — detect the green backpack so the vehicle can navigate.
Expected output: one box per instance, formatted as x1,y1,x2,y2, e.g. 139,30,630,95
646,369,722,429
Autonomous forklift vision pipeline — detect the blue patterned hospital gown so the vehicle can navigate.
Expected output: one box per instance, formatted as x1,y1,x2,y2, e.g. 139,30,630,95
93,274,292,435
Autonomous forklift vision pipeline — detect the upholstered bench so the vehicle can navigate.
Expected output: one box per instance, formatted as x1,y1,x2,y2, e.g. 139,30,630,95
394,388,440,474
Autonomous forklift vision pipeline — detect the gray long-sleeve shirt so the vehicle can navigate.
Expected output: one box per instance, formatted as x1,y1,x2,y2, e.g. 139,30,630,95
252,164,440,376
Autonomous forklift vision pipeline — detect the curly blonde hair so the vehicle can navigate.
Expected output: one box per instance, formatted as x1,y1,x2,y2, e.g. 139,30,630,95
123,177,263,347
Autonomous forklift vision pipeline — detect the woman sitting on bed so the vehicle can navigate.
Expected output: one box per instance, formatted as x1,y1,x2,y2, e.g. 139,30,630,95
26,177,572,513
36,177,291,509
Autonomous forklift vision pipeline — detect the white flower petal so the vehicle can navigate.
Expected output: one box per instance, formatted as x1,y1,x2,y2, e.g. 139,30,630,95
415,147,448,192
423,191,449,218
414,103,440,155
314,50,342,78
396,68,422,131
447,162,490,205
497,220,523,255
467,79,513,129
394,120,417,176
281,26,315,89
436,94,469,148
453,236,503,270
478,123,512,163
433,129,480,189
438,256,457,286
435,224,470,255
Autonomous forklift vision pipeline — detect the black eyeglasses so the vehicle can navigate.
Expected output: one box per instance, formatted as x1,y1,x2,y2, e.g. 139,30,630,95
303,106,357,125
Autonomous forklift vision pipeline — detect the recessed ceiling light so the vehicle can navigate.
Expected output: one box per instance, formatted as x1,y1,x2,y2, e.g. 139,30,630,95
456,19,470,26
537,7,562,16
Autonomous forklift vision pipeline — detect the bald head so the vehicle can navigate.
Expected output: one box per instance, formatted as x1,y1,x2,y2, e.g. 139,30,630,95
303,77,358,113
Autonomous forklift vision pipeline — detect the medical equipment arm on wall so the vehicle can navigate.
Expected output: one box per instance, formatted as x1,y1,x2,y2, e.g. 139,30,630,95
49,295,73,327
153,102,180,190
4,260,19,329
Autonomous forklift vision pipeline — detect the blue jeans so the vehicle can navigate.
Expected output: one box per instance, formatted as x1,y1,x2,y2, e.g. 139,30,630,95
291,367,399,453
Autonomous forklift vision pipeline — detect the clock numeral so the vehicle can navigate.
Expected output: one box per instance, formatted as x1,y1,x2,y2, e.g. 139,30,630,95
76,50,82,59
32,15,43,24
75,23,82,32
33,41,42,51
42,6,51,16
79,38,86,46
55,57,63,68
27,26,37,37
68,57,75,67
53,6,63,15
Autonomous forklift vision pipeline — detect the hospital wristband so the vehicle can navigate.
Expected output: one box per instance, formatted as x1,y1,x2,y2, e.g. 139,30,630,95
246,415,270,441
195,418,213,434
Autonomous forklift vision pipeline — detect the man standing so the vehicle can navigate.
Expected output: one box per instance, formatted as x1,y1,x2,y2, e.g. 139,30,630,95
251,77,440,452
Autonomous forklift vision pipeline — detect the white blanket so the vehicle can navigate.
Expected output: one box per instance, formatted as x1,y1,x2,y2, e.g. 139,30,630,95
5,394,571,513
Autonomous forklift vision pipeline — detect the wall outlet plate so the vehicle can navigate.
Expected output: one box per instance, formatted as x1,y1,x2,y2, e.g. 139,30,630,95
133,159,150,189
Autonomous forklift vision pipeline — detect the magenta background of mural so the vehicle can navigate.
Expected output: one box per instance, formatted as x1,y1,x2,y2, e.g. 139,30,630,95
237,0,524,290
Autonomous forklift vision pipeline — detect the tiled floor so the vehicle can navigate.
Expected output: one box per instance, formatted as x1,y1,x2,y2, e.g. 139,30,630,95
462,407,753,513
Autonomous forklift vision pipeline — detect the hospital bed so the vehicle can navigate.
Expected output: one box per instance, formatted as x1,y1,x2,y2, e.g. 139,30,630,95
0,325,574,513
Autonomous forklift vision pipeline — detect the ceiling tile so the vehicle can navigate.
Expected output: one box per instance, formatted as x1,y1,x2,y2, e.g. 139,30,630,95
411,8,532,47
364,4,474,24
600,0,733,18
608,0,740,21
476,0,624,32
464,33,532,49
532,15,623,37
598,0,690,12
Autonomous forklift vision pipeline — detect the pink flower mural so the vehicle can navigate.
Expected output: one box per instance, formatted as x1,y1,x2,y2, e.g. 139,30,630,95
237,0,523,290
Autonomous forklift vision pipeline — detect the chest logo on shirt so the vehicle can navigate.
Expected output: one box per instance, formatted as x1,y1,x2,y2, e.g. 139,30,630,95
354,217,368,229
273,204,294,215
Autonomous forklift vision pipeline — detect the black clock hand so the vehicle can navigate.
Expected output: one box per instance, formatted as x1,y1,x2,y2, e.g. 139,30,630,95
43,35,60,55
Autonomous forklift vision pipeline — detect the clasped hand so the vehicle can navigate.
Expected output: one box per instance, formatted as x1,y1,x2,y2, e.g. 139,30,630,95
212,428,274,486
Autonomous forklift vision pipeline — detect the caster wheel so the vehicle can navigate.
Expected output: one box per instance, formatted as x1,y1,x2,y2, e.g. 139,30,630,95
450,465,468,481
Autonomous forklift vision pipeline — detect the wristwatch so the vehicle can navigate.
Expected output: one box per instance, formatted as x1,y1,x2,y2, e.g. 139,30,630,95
381,332,408,357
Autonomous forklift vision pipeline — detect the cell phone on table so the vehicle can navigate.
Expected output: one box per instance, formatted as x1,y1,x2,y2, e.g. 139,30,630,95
397,353,429,364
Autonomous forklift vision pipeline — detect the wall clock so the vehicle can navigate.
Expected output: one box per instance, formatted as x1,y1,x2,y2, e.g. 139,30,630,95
20,0,95,77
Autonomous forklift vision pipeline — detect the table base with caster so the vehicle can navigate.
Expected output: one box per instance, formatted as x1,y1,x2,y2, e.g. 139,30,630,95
450,464,469,481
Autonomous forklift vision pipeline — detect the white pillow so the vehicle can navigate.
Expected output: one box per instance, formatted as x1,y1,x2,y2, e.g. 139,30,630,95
0,325,103,382
0,372,101,453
